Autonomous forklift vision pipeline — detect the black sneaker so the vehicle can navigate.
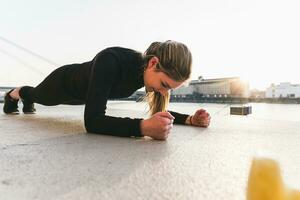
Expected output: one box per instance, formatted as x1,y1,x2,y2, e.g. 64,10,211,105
22,99,36,114
3,89,19,114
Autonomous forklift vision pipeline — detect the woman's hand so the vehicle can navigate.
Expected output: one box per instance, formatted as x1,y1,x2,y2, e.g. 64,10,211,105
187,109,211,128
141,112,175,140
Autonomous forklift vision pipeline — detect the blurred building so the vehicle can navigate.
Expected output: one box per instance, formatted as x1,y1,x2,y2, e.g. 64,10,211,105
250,89,266,98
266,82,300,98
170,84,193,98
0,91,5,101
172,76,250,98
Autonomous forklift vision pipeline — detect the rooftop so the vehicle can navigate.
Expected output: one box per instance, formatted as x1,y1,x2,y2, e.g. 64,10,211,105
190,77,240,85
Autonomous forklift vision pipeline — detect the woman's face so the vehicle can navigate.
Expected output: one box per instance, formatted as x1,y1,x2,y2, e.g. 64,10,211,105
144,57,184,96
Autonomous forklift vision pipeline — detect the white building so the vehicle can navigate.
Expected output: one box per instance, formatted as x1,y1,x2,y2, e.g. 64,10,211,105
266,82,300,98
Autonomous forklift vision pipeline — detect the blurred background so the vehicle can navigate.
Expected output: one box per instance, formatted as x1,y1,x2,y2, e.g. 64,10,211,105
0,0,299,97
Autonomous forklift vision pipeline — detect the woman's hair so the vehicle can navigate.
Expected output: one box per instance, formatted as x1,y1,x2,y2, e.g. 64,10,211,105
142,40,192,116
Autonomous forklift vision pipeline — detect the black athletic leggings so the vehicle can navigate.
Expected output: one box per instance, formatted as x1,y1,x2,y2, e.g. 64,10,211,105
19,65,85,106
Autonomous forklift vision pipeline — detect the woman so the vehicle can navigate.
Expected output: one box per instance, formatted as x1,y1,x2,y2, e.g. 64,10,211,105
3,40,210,140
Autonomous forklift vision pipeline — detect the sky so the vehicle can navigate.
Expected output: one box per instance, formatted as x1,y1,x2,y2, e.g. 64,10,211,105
0,0,299,90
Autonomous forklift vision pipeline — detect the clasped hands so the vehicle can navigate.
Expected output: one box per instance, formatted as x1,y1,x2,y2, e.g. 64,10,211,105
141,109,211,140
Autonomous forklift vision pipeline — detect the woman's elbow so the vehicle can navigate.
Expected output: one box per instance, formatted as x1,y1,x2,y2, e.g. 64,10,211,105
84,119,106,134
84,120,94,133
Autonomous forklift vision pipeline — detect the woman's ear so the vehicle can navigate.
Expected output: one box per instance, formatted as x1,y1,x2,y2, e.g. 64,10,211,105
148,56,159,69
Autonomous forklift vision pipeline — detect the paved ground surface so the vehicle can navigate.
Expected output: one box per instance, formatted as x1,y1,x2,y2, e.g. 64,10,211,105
1,101,300,200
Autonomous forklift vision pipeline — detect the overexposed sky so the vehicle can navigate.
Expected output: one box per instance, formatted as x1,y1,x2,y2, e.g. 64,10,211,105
0,0,299,90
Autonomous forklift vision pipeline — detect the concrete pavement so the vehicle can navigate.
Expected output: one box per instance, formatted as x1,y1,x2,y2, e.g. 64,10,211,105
1,102,300,200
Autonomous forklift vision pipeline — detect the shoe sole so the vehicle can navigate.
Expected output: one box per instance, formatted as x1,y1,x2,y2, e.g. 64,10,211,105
4,112,20,115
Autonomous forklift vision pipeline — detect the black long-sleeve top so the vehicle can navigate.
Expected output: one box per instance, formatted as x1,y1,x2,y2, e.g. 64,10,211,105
64,47,189,137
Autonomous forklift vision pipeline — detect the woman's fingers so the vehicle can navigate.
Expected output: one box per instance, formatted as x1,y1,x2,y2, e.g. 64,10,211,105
166,124,173,131
193,115,210,127
158,111,175,120
196,109,205,116
195,109,209,118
